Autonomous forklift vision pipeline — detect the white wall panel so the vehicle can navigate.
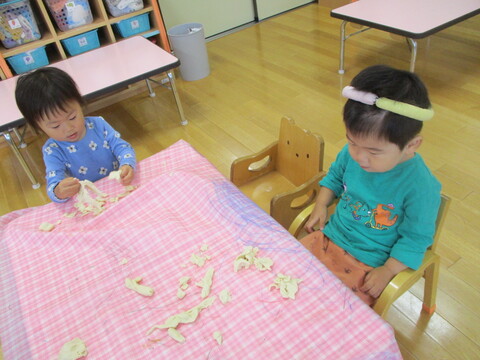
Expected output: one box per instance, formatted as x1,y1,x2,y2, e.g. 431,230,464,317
158,0,255,38
255,0,314,20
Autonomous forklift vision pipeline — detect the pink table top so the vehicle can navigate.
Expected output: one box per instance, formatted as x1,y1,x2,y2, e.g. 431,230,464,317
0,140,402,359
331,0,480,38
0,36,179,132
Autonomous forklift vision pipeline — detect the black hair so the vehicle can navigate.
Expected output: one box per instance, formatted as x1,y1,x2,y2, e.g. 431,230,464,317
15,67,84,130
343,65,431,149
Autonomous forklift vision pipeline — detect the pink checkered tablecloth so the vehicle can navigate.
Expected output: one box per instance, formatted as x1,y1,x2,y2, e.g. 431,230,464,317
0,140,401,359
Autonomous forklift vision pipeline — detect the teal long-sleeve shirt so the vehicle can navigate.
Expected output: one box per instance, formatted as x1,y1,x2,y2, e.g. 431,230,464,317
321,145,441,270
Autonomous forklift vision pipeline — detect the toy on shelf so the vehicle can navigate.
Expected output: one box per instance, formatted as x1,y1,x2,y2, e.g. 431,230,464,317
45,0,93,31
103,0,143,17
0,0,41,49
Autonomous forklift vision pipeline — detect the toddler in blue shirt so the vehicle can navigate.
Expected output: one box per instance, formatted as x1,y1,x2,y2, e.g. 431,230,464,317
15,67,136,203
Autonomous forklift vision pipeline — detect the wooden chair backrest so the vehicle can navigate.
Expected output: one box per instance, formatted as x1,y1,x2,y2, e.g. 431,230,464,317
276,117,324,186
430,194,450,252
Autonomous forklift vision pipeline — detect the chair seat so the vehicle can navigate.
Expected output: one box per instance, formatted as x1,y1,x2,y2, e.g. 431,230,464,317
237,171,297,214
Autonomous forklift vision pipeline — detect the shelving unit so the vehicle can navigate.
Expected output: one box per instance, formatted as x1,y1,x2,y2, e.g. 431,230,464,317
0,63,5,79
0,0,171,77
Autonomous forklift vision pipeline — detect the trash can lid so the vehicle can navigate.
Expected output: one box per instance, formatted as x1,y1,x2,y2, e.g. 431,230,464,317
168,23,204,37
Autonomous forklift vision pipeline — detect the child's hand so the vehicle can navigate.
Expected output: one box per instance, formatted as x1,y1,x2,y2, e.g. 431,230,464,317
361,257,408,298
360,266,395,298
119,165,134,186
304,205,328,233
54,177,80,200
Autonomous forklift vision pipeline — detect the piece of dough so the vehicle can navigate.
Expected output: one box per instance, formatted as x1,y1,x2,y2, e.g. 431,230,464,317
178,276,190,290
196,267,214,298
269,273,302,299
177,288,186,299
213,331,223,345
147,296,216,340
218,289,232,304
108,170,121,181
190,253,210,267
39,222,55,232
74,180,108,216
254,257,273,271
58,338,87,360
125,277,154,296
64,211,77,218
109,185,137,202
168,328,185,343
234,246,273,272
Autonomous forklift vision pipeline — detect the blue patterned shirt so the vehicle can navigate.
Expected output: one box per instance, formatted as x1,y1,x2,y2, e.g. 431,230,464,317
43,116,136,203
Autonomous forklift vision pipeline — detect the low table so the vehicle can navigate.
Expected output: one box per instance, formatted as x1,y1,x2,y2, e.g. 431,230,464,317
0,36,186,188
331,0,480,73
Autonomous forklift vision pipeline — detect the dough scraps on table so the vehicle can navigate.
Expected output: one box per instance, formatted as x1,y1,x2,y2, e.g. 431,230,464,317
269,273,302,299
125,277,155,297
233,246,274,272
57,338,87,360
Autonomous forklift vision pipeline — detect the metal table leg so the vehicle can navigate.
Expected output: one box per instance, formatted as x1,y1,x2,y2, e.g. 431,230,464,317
145,79,156,97
12,127,27,148
2,130,40,189
167,71,188,126
339,20,347,74
145,73,188,126
406,38,418,72
338,21,371,75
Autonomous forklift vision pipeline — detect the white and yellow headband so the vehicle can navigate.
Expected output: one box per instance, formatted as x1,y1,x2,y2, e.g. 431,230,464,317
342,86,434,121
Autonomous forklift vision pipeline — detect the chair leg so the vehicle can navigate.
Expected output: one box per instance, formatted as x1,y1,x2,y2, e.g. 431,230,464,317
422,255,440,314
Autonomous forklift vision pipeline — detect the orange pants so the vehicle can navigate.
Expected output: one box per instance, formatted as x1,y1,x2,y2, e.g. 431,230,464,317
299,231,376,306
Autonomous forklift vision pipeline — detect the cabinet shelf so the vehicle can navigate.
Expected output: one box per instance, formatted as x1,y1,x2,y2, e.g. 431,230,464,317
0,0,170,77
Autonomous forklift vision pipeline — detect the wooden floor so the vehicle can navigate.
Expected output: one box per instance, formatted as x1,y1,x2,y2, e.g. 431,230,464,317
1,3,479,359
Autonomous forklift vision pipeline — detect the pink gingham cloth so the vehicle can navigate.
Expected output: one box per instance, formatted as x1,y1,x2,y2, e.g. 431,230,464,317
0,140,401,360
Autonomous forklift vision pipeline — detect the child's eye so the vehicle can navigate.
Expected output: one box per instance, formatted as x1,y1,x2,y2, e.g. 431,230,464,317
69,115,77,121
52,125,60,129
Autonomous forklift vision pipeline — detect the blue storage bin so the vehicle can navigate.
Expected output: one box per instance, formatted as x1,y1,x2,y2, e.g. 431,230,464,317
6,46,49,74
61,29,99,56
113,12,150,38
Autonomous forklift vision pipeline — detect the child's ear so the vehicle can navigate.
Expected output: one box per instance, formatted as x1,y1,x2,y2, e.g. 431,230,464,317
406,135,423,154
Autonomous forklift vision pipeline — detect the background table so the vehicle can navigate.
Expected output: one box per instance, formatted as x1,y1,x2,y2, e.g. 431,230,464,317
0,36,186,189
0,140,401,359
331,0,480,73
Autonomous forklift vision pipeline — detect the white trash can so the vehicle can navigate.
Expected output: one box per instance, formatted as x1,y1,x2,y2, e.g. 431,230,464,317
167,23,210,81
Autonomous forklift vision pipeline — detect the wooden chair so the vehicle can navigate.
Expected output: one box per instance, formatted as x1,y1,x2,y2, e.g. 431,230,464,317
230,117,326,230
288,194,451,319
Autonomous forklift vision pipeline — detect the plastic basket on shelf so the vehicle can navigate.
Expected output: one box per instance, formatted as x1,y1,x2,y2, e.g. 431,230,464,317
61,28,99,56
6,45,48,73
113,12,149,38
0,0,41,49
45,0,93,32
103,0,143,18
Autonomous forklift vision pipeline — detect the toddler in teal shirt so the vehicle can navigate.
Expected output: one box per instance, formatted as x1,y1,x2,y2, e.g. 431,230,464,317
302,65,441,306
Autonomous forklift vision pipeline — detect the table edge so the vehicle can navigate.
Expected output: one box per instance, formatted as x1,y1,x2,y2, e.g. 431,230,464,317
330,8,480,39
